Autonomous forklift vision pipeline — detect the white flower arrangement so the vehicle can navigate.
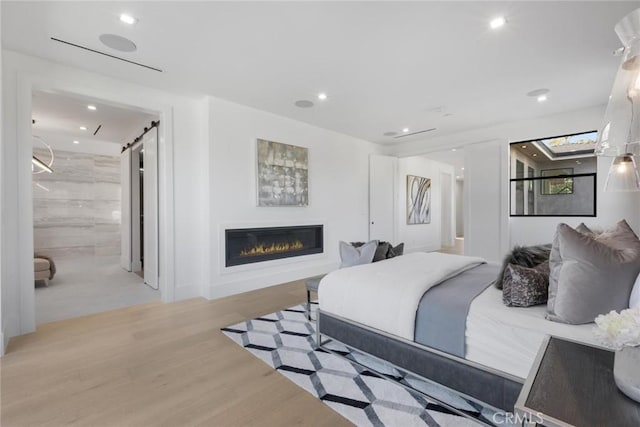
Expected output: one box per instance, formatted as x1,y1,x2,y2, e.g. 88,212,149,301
594,308,640,351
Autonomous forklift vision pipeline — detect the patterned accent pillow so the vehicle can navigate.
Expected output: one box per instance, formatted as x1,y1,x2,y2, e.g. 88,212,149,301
503,261,550,307
495,244,552,290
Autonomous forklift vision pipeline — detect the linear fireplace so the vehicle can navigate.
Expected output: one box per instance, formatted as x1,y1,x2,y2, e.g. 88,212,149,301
225,225,323,267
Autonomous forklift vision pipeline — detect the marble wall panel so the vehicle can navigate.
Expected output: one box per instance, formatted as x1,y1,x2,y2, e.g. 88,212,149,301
93,182,121,201
33,199,94,227
94,224,120,256
93,200,121,225
34,225,95,249
33,148,121,258
34,148,94,183
95,155,121,184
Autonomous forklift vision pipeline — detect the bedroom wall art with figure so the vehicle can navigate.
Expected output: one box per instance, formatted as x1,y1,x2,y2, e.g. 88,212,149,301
407,174,431,224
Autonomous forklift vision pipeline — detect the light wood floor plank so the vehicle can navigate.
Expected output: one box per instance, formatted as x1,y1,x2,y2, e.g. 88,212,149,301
1,280,351,427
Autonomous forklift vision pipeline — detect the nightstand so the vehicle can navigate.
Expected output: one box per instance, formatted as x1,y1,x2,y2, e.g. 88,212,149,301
515,336,640,427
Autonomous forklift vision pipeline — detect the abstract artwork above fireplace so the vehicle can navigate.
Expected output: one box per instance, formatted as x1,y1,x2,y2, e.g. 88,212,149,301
225,225,323,267
256,139,309,207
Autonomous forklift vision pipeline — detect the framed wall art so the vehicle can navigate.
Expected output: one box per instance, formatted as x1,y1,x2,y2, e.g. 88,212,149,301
256,139,308,206
407,175,431,224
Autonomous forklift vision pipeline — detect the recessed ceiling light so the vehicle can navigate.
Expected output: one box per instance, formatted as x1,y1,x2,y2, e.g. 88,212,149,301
317,93,328,101
80,126,87,131
402,128,410,133
451,148,457,152
461,167,465,170
73,140,80,144
522,145,527,149
87,105,97,111
120,14,137,25
537,95,547,102
533,153,538,157
490,16,507,30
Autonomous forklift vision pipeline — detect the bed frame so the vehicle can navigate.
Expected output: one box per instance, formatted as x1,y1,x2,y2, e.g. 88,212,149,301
317,309,524,415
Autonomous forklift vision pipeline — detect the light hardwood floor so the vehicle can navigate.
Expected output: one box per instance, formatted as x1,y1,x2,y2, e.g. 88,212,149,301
1,280,351,427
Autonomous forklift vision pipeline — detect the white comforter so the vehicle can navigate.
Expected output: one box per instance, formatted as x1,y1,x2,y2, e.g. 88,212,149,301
318,252,485,340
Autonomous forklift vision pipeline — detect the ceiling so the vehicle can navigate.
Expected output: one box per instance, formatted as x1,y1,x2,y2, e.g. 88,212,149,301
422,149,466,180
3,2,636,145
32,90,157,147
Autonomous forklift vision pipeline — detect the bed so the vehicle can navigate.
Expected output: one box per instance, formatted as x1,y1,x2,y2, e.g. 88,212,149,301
316,252,602,413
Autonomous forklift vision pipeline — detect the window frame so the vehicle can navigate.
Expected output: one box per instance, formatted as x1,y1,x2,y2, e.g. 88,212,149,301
509,132,598,218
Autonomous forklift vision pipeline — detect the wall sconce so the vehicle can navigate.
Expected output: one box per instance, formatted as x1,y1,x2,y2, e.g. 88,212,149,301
597,8,640,191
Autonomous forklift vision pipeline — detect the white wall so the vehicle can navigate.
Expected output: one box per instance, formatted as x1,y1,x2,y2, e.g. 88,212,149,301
1,50,209,340
207,96,380,298
396,156,455,253
464,141,510,263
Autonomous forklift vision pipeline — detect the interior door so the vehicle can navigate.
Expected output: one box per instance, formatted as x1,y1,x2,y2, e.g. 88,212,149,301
369,154,396,242
120,148,132,271
130,145,142,273
143,128,159,289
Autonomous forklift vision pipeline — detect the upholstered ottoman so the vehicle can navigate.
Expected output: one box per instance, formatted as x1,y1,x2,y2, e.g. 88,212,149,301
34,257,52,286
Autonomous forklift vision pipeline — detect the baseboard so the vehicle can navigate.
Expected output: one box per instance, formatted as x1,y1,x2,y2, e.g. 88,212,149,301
1,328,7,357
208,262,336,300
173,283,203,301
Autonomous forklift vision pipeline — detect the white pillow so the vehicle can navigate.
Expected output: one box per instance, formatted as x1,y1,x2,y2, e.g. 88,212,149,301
631,273,640,309
339,240,378,268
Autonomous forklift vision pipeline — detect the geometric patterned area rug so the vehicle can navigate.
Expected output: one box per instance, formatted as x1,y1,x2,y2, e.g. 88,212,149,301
222,305,501,427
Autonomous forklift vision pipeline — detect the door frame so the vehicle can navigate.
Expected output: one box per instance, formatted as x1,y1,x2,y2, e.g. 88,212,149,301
16,73,176,335
440,171,454,247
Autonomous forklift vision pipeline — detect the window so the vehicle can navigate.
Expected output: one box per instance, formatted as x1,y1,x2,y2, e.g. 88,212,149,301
509,131,598,217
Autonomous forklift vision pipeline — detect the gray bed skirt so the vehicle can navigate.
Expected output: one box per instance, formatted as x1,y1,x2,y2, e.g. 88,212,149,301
317,310,523,412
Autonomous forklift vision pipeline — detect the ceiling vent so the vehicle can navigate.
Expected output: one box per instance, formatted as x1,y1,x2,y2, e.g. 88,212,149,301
393,128,437,139
50,37,163,72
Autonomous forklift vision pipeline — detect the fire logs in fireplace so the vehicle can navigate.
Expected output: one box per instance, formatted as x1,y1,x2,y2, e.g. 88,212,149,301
225,225,323,266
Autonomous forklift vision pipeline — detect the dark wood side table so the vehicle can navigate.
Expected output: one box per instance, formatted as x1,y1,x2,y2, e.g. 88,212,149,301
515,336,640,427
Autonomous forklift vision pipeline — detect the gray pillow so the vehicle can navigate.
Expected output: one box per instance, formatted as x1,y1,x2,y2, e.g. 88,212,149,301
339,240,378,268
388,243,404,258
547,223,640,324
373,242,391,262
503,261,550,307
549,220,640,314
350,241,391,262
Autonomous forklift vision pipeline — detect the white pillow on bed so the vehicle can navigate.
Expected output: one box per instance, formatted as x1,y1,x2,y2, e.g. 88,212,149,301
339,240,377,268
631,273,640,309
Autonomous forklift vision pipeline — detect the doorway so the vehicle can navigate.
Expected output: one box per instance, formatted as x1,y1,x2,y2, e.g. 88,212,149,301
31,90,160,324
120,122,160,290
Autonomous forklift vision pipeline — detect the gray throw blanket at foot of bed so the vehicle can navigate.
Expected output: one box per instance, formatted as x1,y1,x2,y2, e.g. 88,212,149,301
414,263,500,357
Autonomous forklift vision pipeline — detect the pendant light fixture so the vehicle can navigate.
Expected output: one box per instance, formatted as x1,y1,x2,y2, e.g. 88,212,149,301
32,135,55,174
597,8,640,191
